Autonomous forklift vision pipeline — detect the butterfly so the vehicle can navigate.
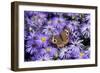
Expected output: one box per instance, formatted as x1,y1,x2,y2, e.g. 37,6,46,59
51,29,69,48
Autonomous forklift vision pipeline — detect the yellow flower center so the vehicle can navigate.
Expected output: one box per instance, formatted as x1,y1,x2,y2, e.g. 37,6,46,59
80,52,84,57
41,37,46,42
46,48,51,52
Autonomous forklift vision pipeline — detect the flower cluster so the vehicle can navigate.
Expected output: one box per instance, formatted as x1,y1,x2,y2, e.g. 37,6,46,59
24,11,90,61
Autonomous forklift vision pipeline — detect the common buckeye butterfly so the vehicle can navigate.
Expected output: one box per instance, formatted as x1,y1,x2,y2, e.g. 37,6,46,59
51,29,69,48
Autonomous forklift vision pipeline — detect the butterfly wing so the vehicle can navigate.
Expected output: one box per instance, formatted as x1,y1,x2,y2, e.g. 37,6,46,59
61,29,69,45
52,35,64,48
51,29,69,48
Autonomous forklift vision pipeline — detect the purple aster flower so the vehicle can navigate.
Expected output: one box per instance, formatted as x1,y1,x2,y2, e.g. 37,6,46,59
26,47,38,55
24,11,34,17
65,22,74,32
42,24,60,36
25,38,38,55
70,20,80,26
79,47,90,59
27,27,36,38
35,53,51,61
33,12,47,19
59,45,80,59
42,25,55,36
52,17,66,30
80,14,90,23
31,12,47,27
25,38,34,48
79,51,90,59
32,48,52,61
25,11,47,29
44,46,58,58
35,34,49,47
67,45,80,59
59,47,68,59
80,23,90,38
24,29,36,44
25,17,36,27
70,38,84,50
71,30,81,40
31,47,58,61
65,21,79,33
82,50,90,59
